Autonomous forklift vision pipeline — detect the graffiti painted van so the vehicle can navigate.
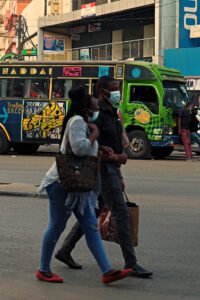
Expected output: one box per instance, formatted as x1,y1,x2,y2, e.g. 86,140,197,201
0,61,187,157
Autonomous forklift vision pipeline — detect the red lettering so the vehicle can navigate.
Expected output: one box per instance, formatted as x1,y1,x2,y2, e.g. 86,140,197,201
63,67,82,77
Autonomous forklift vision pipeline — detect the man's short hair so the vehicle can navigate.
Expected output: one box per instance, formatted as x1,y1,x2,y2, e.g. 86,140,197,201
96,76,115,97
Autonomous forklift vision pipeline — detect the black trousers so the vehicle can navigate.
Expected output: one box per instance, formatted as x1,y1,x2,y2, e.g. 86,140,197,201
58,163,137,267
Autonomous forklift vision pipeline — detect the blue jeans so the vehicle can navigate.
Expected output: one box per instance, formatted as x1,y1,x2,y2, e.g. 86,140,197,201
40,181,112,274
191,132,200,146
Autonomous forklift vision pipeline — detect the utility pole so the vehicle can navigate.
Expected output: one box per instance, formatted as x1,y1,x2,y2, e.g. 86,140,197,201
16,15,23,60
44,0,47,16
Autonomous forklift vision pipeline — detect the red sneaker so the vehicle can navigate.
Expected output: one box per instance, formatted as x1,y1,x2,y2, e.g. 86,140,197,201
102,268,133,284
35,270,64,283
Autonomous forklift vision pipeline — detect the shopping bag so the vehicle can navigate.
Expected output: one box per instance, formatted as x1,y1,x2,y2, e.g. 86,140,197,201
98,193,139,246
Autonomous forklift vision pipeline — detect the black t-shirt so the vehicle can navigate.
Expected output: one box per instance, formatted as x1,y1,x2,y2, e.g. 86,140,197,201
178,108,191,130
94,101,123,154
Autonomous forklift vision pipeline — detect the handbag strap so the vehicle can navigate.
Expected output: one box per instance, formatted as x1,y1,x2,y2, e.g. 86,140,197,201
60,116,81,154
123,192,130,203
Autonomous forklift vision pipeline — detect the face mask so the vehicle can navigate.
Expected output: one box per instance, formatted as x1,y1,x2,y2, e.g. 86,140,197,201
105,90,121,108
88,111,99,122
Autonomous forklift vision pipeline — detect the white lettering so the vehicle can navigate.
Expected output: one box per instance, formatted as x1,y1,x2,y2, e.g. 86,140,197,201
184,0,198,13
184,13,198,30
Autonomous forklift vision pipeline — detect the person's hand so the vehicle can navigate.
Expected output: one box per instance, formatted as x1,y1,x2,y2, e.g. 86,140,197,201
88,123,99,142
100,145,114,156
107,153,128,164
116,153,128,164
120,178,125,192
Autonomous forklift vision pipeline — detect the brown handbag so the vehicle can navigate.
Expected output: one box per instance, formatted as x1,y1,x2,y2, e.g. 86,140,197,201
56,116,99,192
98,193,139,247
56,151,99,192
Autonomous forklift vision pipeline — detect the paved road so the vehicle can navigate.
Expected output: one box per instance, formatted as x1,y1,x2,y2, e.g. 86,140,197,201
0,151,200,299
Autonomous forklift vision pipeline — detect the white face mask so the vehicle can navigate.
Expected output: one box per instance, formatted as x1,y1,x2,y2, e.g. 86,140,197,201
104,89,121,108
87,111,99,122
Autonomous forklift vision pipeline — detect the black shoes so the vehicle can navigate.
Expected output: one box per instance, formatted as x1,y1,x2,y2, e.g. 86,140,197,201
55,252,82,269
129,263,153,278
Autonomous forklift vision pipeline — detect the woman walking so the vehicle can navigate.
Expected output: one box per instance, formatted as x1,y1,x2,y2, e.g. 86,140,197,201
36,86,132,284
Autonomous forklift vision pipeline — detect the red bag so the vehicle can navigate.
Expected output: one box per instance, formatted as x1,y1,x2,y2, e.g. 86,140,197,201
98,210,119,243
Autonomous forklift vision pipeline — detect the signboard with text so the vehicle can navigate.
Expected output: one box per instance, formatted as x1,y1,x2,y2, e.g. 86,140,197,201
179,0,200,47
81,2,96,18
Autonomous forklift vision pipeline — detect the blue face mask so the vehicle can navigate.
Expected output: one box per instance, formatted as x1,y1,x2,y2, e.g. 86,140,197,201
105,90,121,108
87,111,99,122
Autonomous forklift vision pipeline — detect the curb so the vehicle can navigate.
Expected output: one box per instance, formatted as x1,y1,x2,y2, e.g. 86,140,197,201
0,191,47,198
0,183,47,198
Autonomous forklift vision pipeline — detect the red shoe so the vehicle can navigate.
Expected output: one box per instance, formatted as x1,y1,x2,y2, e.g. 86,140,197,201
35,270,64,283
102,268,133,284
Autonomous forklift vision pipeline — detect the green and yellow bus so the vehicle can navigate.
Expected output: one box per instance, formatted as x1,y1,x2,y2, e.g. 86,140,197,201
0,60,188,157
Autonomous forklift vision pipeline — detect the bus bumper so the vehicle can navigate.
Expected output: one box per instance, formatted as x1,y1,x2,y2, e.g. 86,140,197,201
151,136,174,148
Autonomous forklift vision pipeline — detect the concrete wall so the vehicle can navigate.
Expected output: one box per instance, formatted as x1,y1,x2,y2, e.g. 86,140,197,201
155,0,177,65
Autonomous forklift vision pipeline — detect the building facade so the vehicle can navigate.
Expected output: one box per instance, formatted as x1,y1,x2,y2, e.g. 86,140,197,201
164,0,200,105
0,0,32,58
0,0,178,65
37,0,157,62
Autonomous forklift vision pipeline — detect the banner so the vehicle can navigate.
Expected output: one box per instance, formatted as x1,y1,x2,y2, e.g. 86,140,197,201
43,35,65,52
81,2,96,18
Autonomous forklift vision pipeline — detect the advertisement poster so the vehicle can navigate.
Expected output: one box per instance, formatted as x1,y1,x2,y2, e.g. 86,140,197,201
80,48,90,61
43,35,65,52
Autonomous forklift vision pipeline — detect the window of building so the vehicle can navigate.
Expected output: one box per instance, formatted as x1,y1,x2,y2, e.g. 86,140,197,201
96,0,108,5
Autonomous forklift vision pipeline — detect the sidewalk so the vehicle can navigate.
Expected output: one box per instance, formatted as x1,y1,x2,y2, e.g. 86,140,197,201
0,183,47,198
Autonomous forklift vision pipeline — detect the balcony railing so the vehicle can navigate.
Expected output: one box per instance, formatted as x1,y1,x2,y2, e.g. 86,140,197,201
42,37,155,62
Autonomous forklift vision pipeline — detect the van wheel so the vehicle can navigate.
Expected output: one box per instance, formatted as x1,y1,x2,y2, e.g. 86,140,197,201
125,130,151,159
151,147,174,159
0,128,11,154
13,143,40,154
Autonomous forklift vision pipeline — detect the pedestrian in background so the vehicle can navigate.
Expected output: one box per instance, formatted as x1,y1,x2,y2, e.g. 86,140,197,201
178,103,193,160
36,85,132,284
190,105,200,147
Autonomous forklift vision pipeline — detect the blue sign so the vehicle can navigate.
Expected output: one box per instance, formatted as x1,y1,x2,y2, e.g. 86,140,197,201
98,66,109,77
131,68,141,79
0,106,8,124
179,0,200,48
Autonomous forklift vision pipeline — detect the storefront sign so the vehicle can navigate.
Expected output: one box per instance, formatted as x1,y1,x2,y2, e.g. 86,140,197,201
88,23,101,32
190,24,200,37
81,2,96,19
71,34,80,41
179,0,200,47
186,78,200,89
69,26,86,34
43,35,65,52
